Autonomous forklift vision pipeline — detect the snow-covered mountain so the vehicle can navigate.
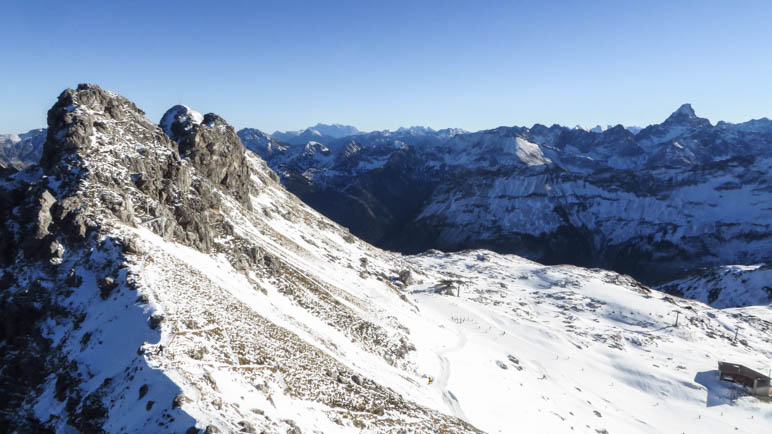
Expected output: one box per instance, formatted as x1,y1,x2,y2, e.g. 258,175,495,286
236,126,467,245
267,124,465,148
237,126,466,179
309,123,361,138
575,124,642,134
238,127,290,160
658,264,772,309
2,85,770,432
272,123,361,145
250,104,772,287
0,128,47,169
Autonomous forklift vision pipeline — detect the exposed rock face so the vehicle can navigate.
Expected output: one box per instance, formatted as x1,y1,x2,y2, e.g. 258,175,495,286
30,84,261,254
161,105,253,209
0,85,255,429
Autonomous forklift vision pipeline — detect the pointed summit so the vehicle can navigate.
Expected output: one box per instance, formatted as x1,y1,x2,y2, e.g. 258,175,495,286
662,103,711,128
159,105,252,208
673,103,696,118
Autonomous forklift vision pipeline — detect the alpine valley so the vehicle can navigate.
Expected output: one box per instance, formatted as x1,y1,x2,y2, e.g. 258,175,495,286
1,85,770,433
240,105,772,290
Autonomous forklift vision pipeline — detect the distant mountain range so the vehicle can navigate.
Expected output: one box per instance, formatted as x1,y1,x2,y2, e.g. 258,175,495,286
271,123,362,145
240,104,772,286
0,128,46,170
576,124,643,134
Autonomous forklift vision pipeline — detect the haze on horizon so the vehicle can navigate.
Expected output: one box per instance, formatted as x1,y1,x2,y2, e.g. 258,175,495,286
2,0,771,134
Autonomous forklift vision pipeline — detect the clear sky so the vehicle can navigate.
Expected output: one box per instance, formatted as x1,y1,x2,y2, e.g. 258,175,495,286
2,0,771,134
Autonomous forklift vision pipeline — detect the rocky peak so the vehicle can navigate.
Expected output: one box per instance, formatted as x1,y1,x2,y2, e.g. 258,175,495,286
41,83,163,175
160,104,204,143
634,103,712,148
670,103,696,118
662,103,711,128
25,84,195,251
24,83,255,255
160,105,252,208
238,127,271,141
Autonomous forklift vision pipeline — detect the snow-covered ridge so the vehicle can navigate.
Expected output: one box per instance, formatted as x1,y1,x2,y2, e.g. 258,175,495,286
575,124,642,134
271,123,361,145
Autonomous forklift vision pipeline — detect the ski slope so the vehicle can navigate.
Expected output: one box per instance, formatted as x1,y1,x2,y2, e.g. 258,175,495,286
403,252,772,433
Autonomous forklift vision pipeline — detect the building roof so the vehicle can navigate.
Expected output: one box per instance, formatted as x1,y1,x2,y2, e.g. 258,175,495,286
718,361,770,381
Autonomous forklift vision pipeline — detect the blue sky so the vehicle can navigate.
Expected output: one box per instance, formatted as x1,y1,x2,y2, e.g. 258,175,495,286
2,0,771,133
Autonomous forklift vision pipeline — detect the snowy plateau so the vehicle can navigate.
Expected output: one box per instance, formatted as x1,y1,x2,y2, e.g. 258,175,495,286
0,85,771,434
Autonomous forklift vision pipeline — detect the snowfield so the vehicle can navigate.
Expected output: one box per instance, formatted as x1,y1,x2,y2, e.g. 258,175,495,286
406,253,772,433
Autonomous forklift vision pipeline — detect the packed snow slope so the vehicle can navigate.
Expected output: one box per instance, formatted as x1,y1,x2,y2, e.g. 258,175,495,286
1,85,770,433
244,105,772,287
405,251,772,433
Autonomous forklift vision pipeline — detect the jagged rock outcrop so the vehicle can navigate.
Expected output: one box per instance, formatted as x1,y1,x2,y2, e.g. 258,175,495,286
31,84,261,255
161,105,252,208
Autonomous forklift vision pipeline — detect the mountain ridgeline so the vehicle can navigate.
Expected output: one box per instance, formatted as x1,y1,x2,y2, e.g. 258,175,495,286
240,106,772,285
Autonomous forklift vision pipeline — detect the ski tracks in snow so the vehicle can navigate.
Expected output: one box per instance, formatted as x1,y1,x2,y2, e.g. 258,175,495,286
436,322,469,422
